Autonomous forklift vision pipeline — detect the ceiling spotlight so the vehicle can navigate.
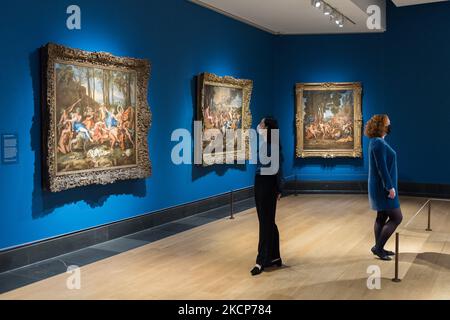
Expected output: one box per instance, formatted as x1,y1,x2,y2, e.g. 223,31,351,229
312,0,323,9
334,14,343,26
312,0,351,29
323,4,332,15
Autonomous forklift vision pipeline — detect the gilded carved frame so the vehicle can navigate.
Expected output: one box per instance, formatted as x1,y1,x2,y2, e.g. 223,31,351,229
197,72,253,165
41,43,152,192
295,82,363,158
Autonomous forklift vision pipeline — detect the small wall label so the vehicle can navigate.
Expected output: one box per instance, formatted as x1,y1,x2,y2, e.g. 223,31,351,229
2,134,19,164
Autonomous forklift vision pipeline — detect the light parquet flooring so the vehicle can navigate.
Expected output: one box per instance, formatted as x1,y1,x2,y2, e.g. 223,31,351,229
1,194,450,300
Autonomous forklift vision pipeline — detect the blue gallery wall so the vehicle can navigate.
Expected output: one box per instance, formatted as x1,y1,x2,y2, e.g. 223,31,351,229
273,1,450,184
0,0,275,249
1,0,450,250
273,33,385,182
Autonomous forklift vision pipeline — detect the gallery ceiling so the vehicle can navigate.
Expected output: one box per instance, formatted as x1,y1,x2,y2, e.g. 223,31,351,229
391,0,447,6
189,0,448,35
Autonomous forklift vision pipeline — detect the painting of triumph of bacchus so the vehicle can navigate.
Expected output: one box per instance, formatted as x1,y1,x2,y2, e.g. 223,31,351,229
197,73,253,165
202,85,243,145
55,63,137,173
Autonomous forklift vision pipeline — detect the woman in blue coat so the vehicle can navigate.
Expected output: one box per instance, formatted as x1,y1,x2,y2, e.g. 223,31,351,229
365,115,403,261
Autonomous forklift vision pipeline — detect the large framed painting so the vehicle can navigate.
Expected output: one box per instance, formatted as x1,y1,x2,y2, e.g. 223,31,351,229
197,72,253,165
41,43,152,192
295,82,363,158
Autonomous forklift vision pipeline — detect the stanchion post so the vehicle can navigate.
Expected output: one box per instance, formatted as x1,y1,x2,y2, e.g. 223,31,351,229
392,232,401,283
229,190,235,220
426,200,432,231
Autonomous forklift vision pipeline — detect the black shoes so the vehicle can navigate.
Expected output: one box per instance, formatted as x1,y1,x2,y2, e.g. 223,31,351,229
251,259,283,276
371,246,392,261
270,258,283,267
251,265,263,276
383,249,395,256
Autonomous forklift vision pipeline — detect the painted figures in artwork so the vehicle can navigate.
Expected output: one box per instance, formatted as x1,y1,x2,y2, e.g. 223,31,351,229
203,85,243,133
303,90,354,150
202,84,244,151
55,63,137,173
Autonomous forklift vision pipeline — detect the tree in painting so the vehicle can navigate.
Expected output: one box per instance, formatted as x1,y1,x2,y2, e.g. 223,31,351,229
55,63,137,173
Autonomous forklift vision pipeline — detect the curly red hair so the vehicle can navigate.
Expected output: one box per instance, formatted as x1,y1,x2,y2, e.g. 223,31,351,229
364,114,389,138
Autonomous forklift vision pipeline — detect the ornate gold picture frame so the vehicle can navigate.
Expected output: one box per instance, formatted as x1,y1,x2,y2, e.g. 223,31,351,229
41,43,152,192
197,72,253,165
295,82,363,158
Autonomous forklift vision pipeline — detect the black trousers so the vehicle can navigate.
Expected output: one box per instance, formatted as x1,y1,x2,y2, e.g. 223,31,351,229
255,174,280,267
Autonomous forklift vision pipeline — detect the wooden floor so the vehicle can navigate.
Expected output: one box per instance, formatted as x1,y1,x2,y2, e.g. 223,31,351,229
2,194,450,300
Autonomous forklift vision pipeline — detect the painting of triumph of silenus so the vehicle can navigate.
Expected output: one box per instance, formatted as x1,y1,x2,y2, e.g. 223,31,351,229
42,43,151,192
295,82,363,158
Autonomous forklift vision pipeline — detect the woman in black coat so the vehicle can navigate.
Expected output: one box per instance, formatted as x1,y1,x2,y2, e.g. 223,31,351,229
251,117,283,276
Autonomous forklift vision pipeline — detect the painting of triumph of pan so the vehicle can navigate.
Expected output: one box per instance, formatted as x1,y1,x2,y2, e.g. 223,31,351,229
42,43,151,192
55,63,137,171
295,82,362,158
197,73,253,165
